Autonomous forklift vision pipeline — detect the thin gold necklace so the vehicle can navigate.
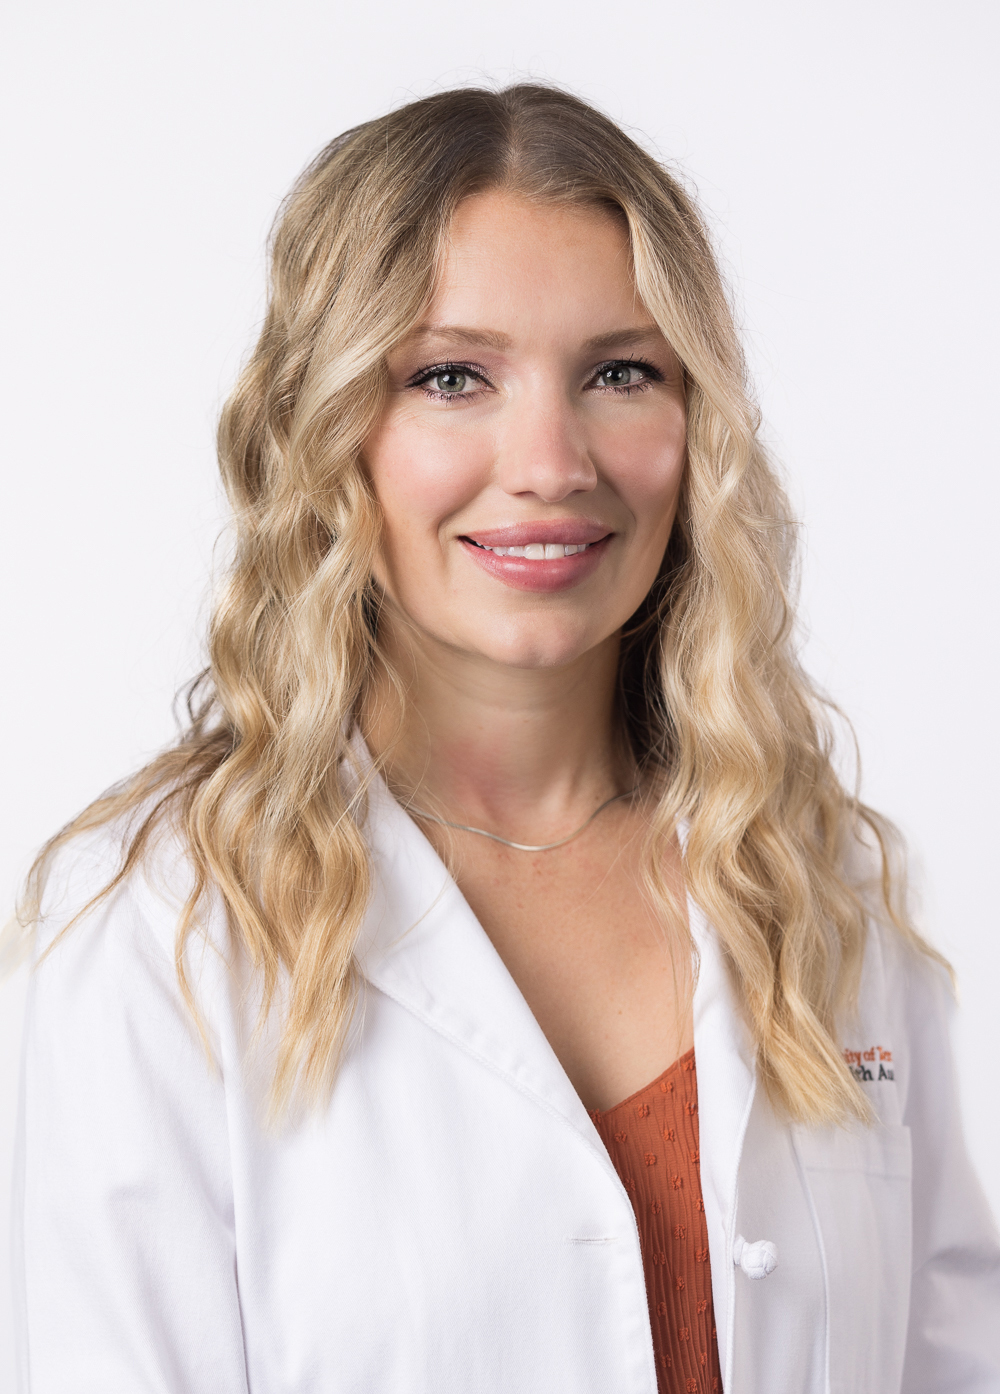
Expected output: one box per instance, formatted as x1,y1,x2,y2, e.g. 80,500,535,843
407,789,634,853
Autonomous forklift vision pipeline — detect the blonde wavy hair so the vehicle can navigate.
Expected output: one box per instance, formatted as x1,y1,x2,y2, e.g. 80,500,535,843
23,83,941,1124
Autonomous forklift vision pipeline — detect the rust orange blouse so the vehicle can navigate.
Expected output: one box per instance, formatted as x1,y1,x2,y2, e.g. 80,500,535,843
591,1049,722,1394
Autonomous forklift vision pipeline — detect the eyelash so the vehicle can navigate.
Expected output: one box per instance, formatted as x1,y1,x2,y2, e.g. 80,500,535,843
592,357,662,396
407,362,493,402
406,357,663,403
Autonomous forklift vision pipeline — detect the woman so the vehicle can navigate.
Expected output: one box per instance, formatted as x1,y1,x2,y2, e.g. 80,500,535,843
13,84,999,1393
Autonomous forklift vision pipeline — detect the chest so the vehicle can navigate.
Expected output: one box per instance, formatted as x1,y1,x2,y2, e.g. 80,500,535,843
424,811,692,1111
280,788,917,1393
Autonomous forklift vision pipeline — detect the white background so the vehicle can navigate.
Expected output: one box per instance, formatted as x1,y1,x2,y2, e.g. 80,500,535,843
2,0,997,1380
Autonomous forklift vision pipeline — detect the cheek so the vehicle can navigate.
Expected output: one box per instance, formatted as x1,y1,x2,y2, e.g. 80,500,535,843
366,414,492,545
603,408,687,540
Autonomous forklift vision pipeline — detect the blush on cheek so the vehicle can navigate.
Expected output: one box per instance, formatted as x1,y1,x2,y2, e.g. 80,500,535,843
367,423,495,552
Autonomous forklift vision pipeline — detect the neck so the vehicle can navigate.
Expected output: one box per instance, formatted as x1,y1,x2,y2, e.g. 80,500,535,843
361,622,630,843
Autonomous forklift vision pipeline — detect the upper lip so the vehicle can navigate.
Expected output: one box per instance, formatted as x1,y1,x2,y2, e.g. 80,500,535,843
461,519,612,548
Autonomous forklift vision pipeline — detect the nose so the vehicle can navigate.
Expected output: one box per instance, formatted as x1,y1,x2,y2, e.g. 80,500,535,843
495,393,598,503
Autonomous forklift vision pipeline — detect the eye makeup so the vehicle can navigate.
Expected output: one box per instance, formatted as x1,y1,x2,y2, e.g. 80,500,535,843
404,355,666,403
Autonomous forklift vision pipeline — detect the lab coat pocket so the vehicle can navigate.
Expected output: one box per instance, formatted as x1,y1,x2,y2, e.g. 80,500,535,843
792,1122,912,1394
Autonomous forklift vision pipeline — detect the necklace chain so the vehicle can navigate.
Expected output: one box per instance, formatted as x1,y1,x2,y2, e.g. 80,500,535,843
406,790,634,853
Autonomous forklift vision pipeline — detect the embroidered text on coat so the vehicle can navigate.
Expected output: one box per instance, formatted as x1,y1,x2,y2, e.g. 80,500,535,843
843,1044,894,1082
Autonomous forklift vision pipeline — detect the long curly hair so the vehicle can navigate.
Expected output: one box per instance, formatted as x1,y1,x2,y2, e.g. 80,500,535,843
21,83,942,1122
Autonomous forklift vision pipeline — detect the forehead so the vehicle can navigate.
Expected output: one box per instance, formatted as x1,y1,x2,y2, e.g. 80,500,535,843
422,190,645,341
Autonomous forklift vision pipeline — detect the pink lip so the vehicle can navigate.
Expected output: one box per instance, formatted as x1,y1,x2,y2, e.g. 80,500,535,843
462,519,611,548
459,531,612,593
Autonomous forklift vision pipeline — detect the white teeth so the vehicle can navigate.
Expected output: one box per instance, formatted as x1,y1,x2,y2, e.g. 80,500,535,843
473,540,593,558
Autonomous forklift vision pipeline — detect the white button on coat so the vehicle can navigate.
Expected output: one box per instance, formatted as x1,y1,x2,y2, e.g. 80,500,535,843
733,1235,779,1280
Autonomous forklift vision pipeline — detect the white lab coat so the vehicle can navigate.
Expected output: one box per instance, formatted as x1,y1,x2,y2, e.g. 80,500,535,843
13,761,1000,1393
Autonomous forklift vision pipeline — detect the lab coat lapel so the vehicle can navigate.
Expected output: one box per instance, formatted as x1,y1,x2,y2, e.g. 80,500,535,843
689,893,757,1392
352,745,758,1383
354,766,604,1150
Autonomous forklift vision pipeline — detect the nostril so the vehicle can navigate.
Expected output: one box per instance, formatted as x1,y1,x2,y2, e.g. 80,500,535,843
732,1234,778,1280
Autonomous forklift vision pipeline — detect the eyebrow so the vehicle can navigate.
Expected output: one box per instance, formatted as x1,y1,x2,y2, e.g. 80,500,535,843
582,325,665,353
405,323,666,354
407,326,513,351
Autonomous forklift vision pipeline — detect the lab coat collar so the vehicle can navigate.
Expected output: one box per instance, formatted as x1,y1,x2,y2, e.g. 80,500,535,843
354,757,605,1149
351,736,756,1378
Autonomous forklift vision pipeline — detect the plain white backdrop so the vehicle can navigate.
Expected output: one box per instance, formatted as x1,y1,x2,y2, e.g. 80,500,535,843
2,0,997,1380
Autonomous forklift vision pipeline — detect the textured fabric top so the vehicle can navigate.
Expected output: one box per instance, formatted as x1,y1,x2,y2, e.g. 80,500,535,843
591,1050,721,1394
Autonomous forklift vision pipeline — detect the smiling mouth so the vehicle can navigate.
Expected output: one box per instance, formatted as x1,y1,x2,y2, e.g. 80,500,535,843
462,539,597,559
459,530,610,593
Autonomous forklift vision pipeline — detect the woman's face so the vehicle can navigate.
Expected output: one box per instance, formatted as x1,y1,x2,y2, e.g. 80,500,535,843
363,190,687,672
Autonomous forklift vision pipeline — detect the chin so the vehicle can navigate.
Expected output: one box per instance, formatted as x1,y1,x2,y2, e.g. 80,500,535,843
466,615,609,671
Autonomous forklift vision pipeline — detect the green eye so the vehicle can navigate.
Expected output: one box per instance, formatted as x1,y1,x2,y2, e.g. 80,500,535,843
432,370,469,393
598,363,643,388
